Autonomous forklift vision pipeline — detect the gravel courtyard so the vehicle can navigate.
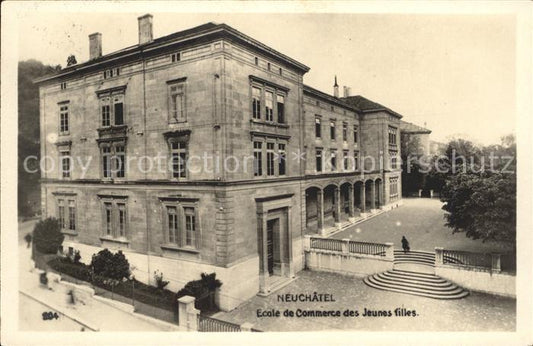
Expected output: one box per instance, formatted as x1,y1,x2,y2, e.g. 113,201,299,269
331,198,514,253
213,270,515,332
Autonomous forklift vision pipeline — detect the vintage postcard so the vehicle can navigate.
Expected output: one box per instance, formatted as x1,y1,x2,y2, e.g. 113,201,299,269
2,1,532,345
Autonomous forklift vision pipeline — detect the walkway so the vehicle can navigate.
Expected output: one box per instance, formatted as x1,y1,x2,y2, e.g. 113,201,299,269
330,198,514,253
213,270,515,332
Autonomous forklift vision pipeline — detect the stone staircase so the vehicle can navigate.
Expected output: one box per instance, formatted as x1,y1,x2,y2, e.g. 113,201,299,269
363,269,469,299
362,249,469,299
393,250,435,267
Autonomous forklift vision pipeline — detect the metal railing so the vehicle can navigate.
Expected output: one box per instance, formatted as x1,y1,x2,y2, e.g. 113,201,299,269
442,250,492,268
197,315,242,332
309,237,343,252
348,241,387,256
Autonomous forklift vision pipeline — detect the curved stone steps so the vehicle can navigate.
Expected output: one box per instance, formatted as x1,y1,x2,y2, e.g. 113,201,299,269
363,269,469,299
394,250,436,267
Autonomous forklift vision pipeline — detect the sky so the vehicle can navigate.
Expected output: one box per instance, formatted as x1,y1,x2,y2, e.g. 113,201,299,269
18,10,516,145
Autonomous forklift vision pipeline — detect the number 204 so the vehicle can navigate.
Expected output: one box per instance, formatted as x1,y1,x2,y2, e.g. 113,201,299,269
42,311,59,320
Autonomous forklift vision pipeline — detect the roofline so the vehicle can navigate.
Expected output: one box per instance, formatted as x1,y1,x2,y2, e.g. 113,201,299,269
34,23,310,85
303,84,360,113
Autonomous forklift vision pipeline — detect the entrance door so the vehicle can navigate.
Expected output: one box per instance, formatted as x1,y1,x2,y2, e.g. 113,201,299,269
266,219,276,275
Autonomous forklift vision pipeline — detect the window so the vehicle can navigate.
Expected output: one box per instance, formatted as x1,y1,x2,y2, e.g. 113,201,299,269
354,125,358,144
171,52,181,62
250,79,288,124
101,104,111,127
60,150,71,178
390,150,398,170
58,199,65,229
115,145,125,178
252,87,261,119
342,122,347,142
277,95,285,123
117,203,126,237
343,150,349,170
254,57,259,65
170,141,187,179
267,62,271,71
265,91,274,122
167,206,178,244
279,67,282,76
330,121,336,140
101,198,128,239
59,104,69,134
101,144,126,179
315,117,322,138
278,143,286,176
354,151,359,170
103,68,120,79
99,93,125,127
253,141,263,176
60,82,67,90
57,198,76,232
330,150,337,171
68,200,76,231
390,177,399,199
388,126,397,146
162,202,199,249
184,207,196,247
104,202,113,236
316,149,323,172
168,81,186,122
266,142,275,176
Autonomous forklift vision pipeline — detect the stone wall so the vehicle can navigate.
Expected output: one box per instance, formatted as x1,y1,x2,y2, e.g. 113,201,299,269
435,265,515,298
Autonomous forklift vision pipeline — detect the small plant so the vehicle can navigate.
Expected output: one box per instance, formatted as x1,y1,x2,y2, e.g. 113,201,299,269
154,270,169,290
73,250,81,264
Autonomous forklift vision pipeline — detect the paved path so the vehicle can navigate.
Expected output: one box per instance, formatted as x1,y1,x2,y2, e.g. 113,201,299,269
331,198,514,253
214,270,515,332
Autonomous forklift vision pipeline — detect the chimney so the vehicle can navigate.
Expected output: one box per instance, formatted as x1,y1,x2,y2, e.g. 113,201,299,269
333,75,339,98
343,86,351,98
138,14,153,45
89,33,102,60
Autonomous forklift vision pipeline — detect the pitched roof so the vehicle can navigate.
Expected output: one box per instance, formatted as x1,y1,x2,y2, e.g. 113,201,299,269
303,85,360,112
341,95,403,119
35,22,310,84
399,120,431,134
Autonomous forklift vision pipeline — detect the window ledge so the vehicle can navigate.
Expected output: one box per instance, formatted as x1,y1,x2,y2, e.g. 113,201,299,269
61,229,78,236
100,236,129,244
250,119,289,128
161,244,199,254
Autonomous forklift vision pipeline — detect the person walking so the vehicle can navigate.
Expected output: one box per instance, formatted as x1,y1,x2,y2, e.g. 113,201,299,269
401,236,410,253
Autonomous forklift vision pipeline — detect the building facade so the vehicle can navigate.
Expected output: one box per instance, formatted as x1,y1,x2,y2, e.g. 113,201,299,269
36,15,405,311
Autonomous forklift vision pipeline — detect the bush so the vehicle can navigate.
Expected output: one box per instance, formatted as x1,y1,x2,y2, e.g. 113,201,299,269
90,249,130,280
33,218,64,254
177,272,222,312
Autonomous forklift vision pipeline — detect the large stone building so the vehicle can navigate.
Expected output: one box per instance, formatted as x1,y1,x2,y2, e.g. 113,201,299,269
36,15,406,311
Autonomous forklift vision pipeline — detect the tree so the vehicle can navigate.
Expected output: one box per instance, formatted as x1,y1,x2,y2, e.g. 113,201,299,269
18,60,61,217
67,55,77,66
33,217,65,254
440,172,516,243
